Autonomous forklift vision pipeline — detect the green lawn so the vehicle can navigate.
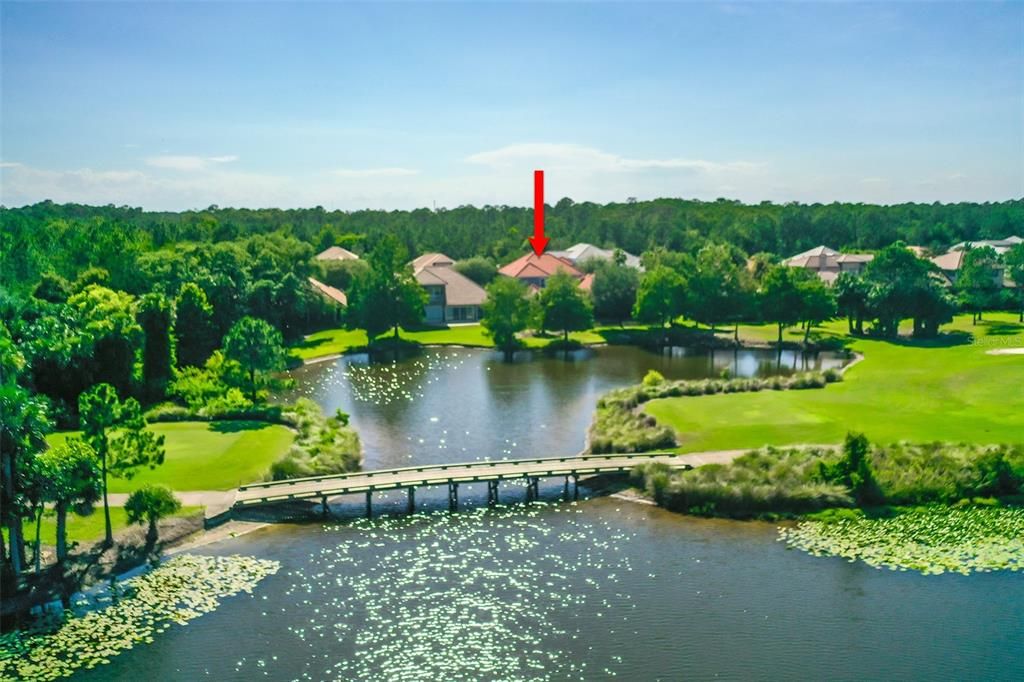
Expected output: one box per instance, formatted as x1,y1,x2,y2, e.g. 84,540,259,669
48,421,294,492
4,506,203,548
290,323,652,360
645,313,1024,452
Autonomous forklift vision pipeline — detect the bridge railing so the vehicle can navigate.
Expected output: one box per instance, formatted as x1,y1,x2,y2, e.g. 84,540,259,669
238,452,680,492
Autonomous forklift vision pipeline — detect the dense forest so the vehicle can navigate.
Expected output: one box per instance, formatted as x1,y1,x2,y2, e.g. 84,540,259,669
3,198,1022,291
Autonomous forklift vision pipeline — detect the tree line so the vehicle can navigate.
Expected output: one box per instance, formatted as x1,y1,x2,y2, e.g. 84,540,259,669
4,198,1022,293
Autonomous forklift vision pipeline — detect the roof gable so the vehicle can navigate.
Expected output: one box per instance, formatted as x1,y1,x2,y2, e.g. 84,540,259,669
411,252,456,269
315,246,360,261
498,253,583,278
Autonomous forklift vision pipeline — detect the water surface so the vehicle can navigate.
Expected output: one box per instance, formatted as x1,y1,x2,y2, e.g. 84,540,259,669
283,345,846,469
78,499,1024,681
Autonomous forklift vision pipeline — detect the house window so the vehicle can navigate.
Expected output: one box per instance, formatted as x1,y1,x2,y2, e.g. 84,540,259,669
426,286,445,304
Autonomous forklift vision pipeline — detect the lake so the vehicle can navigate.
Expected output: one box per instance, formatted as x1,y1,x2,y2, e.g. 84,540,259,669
78,499,1024,681
74,346,1024,680
282,345,848,470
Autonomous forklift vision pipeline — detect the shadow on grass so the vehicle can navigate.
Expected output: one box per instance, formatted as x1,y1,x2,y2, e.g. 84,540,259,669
208,420,275,434
976,320,1024,336
883,330,973,348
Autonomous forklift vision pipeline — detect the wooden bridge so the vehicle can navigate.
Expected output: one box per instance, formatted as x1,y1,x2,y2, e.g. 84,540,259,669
234,453,690,518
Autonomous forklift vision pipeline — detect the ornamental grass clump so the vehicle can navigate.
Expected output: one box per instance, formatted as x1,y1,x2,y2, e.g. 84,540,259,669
632,447,853,517
268,398,362,479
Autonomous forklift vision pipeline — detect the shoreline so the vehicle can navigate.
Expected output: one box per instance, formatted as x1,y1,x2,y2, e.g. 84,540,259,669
299,338,857,366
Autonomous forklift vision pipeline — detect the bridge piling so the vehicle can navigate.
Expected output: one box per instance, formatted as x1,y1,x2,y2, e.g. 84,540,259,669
487,480,499,506
321,495,329,518
526,476,539,503
448,482,459,512
407,487,415,514
563,476,570,501
572,473,579,501
365,491,372,519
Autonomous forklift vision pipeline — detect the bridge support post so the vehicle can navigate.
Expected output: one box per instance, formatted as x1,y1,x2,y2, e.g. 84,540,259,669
365,491,372,520
407,487,415,515
563,475,570,501
526,476,539,503
448,482,459,512
321,495,329,518
487,480,498,507
572,473,580,501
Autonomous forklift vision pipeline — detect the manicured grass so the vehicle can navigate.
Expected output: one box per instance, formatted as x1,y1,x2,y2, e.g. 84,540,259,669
48,421,294,492
645,313,1024,452
4,506,202,548
290,323,653,360
291,327,369,359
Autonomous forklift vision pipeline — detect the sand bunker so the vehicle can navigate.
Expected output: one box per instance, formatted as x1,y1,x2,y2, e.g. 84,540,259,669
986,348,1024,355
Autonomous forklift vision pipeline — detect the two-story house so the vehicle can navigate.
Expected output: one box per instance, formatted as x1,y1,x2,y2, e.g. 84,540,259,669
411,253,487,324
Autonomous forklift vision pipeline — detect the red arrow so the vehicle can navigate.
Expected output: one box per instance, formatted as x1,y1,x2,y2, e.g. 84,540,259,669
529,169,549,256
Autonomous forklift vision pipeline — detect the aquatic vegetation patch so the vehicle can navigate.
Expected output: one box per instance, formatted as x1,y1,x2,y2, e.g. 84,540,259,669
779,506,1024,575
249,503,633,680
0,554,280,681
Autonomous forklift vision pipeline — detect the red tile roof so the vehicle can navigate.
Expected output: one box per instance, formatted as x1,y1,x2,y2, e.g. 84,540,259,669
498,253,583,279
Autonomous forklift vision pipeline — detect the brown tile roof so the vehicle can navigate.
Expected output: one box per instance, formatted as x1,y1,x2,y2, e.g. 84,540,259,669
783,246,840,267
498,253,583,279
930,251,965,271
308,277,347,306
411,255,487,306
315,246,360,261
579,273,595,292
414,268,448,286
411,252,456,269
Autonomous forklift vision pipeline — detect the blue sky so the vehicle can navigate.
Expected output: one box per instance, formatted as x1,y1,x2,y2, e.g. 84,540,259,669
2,1,1021,210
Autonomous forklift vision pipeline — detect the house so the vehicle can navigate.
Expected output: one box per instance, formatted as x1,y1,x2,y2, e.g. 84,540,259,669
948,236,1022,256
498,252,584,289
411,253,487,324
549,243,643,270
930,248,1010,288
315,246,360,261
782,245,874,285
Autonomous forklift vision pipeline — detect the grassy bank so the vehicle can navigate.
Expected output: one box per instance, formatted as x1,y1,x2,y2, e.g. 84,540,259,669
645,313,1024,451
47,421,294,492
2,506,203,550
290,323,657,361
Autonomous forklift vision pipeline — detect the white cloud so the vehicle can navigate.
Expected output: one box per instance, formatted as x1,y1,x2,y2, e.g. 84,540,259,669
332,167,419,178
144,154,239,171
0,152,1015,211
465,143,760,175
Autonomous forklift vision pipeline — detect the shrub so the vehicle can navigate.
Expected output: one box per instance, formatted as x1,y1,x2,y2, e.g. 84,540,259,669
267,398,362,480
633,441,1024,520
633,448,854,518
642,370,665,387
144,403,192,423
823,368,842,383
